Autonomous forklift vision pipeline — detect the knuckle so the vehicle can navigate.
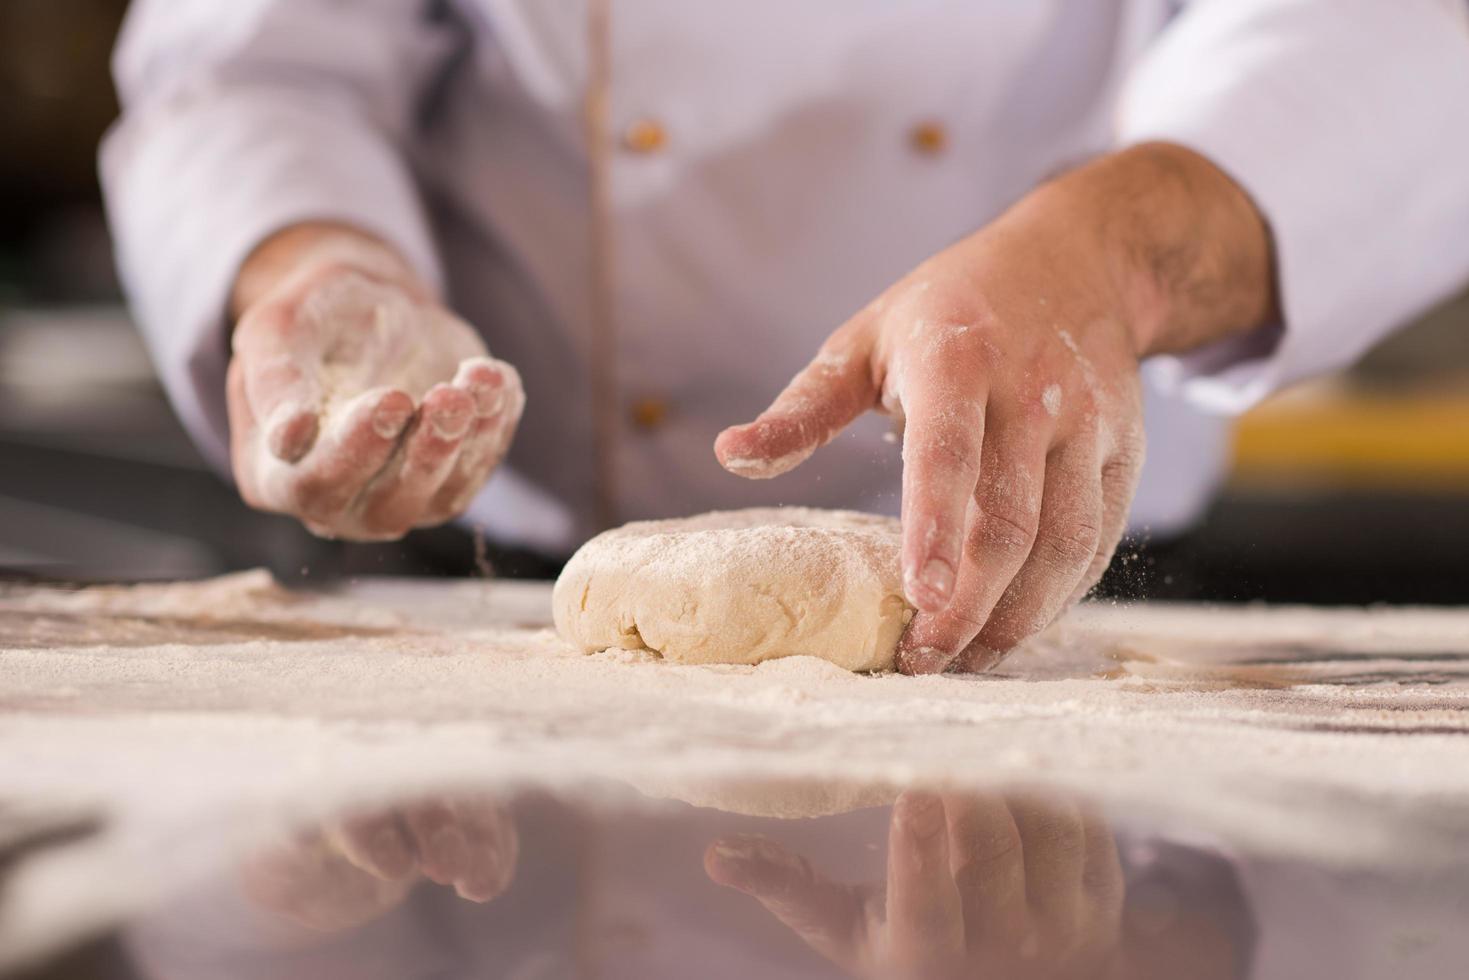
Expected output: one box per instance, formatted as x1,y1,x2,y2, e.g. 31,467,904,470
916,436,973,471
974,500,1040,555
1101,450,1144,495
1015,392,1056,427
912,420,982,474
1032,517,1102,572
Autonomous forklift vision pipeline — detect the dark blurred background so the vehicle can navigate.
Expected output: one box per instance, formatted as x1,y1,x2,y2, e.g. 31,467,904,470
2,0,1468,600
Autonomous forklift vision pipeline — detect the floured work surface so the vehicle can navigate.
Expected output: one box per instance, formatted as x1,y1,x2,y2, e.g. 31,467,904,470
2,571,1469,965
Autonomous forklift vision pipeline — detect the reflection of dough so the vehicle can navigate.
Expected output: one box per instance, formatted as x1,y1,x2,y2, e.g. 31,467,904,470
552,508,913,671
626,774,900,819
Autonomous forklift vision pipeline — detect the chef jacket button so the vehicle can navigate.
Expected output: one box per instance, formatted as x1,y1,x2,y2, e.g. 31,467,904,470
622,118,668,154
909,121,948,156
628,396,670,431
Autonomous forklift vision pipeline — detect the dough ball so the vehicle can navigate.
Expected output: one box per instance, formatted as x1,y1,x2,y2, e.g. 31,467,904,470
552,507,913,671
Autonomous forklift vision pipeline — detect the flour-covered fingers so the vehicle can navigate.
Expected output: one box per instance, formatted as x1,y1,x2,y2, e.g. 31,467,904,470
705,834,868,968
427,357,525,521
226,358,265,506
896,362,987,616
887,791,966,971
284,387,414,537
453,356,513,419
234,304,325,463
896,413,1046,674
1068,446,1145,606
969,440,1104,658
358,385,474,535
715,327,877,480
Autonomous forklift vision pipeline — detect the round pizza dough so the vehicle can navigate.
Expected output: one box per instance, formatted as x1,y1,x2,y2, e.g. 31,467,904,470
552,507,913,671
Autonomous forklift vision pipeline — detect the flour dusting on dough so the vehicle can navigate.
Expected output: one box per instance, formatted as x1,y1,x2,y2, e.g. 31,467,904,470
553,508,914,671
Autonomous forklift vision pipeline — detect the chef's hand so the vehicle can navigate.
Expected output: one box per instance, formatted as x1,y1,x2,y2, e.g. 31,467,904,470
716,144,1276,672
240,794,519,932
706,791,1127,980
227,223,524,540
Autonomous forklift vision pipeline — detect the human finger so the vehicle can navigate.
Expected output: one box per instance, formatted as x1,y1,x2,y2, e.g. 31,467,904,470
704,834,868,969
447,801,519,903
1067,444,1145,606
714,324,877,480
896,410,1047,674
886,791,966,974
281,387,414,537
400,800,473,889
227,357,266,507
233,305,324,463
428,357,525,520
238,829,414,933
893,345,988,616
1078,806,1125,940
1009,794,1087,936
966,438,1104,660
942,793,1028,950
358,384,474,535
326,812,416,881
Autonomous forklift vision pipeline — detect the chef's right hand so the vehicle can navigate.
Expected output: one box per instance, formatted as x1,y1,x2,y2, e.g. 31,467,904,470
226,223,524,540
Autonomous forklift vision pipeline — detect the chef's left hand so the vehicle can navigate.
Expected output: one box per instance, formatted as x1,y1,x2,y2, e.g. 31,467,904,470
240,794,519,932
716,143,1276,673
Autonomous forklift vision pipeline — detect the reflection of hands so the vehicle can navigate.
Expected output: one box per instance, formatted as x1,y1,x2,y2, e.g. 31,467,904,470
706,791,1124,980
241,796,519,932
227,225,524,540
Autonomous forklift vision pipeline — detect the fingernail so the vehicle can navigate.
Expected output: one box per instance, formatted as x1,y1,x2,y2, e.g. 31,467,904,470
468,382,504,417
372,402,413,439
430,407,472,439
920,558,954,601
455,880,495,903
905,558,954,611
705,836,779,892
719,445,814,480
709,838,760,864
897,644,952,675
266,410,317,462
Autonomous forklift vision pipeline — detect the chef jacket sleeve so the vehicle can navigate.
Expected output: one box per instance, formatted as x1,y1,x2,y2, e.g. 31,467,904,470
1116,0,1469,414
100,0,458,471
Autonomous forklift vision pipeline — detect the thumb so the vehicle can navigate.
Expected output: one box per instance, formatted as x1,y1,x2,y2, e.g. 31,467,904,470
234,306,325,464
715,333,876,479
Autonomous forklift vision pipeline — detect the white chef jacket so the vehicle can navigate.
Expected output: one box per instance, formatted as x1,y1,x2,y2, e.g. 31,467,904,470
101,0,1469,553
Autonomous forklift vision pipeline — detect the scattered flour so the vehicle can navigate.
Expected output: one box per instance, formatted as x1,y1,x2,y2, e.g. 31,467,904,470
5,573,1469,965
1042,383,1063,417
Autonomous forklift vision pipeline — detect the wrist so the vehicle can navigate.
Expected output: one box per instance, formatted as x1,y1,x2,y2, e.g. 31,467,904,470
1040,143,1279,359
229,222,428,324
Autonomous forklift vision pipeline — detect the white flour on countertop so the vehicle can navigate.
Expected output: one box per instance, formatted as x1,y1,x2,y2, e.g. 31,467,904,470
3,572,1469,966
